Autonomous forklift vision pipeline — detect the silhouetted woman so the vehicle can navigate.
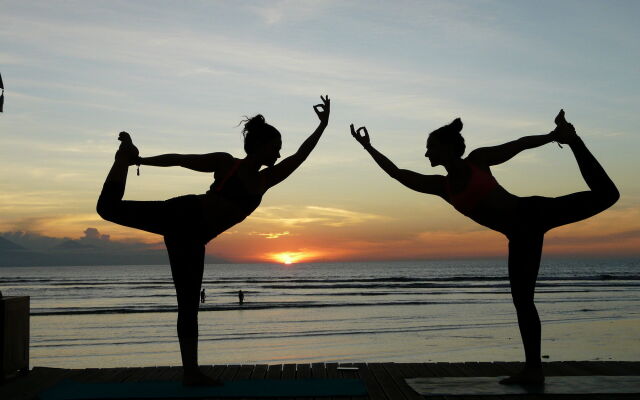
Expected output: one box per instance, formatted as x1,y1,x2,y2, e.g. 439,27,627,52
97,95,330,385
350,110,618,384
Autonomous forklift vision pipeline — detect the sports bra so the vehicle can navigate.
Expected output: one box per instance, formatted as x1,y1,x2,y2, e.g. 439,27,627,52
207,159,263,212
445,160,499,215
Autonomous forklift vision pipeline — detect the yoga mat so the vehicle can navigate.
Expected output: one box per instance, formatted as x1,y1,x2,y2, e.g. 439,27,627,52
39,378,367,400
406,376,640,396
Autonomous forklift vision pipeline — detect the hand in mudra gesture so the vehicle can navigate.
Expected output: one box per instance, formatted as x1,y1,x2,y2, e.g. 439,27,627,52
314,95,330,125
350,124,371,148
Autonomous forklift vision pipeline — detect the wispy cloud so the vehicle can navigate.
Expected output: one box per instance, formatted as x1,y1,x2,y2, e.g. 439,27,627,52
246,0,335,25
249,231,291,239
251,205,387,228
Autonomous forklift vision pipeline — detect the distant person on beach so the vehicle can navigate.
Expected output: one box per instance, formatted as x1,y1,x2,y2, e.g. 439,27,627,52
200,289,205,304
350,110,618,385
238,289,244,305
97,95,330,386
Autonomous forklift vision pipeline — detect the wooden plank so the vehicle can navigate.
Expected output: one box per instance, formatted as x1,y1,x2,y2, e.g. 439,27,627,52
235,364,254,380
210,364,228,381
324,363,342,400
437,362,469,377
325,362,338,379
311,363,327,400
489,361,522,379
421,362,453,378
381,363,423,400
296,363,311,379
546,361,586,376
572,361,616,376
352,363,386,400
368,363,410,400
274,364,295,400
111,367,140,383
280,363,296,381
611,361,640,375
234,365,256,400
311,362,326,379
216,365,240,400
219,364,240,382
72,367,103,382
294,364,309,400
0,367,75,400
121,366,162,382
486,361,516,378
394,363,416,379
337,363,363,400
161,366,182,381
405,362,432,378
250,364,268,379
266,364,282,380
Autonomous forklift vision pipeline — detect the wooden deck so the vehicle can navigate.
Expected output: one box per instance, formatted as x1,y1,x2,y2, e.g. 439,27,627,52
2,361,640,400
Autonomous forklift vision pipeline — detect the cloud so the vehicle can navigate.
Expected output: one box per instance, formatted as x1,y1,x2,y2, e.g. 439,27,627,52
81,227,110,242
251,205,387,228
250,231,291,239
2,228,157,252
247,0,334,25
0,227,227,266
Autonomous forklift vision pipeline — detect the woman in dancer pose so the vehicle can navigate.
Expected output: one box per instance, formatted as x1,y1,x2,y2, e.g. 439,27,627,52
97,95,330,385
350,110,618,384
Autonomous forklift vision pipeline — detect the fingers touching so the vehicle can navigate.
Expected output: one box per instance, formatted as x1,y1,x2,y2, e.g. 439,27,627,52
350,123,370,146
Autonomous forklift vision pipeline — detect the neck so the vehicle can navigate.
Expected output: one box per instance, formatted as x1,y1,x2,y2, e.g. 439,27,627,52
443,158,466,175
242,155,263,172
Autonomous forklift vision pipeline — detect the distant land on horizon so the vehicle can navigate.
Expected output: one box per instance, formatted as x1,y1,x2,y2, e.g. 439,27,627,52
0,235,227,267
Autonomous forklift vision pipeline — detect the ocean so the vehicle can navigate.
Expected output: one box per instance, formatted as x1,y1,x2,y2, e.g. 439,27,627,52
2,258,639,368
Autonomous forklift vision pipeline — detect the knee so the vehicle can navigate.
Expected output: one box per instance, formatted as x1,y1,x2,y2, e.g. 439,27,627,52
177,309,198,335
603,184,620,209
96,196,114,221
511,294,535,313
177,307,198,325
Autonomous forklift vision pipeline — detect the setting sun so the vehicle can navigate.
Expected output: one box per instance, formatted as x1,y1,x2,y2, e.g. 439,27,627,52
270,252,310,265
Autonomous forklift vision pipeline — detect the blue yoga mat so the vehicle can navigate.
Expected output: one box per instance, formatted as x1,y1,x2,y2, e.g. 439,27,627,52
39,378,368,400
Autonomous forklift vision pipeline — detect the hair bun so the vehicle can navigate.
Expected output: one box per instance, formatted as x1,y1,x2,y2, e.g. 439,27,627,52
244,114,266,134
449,118,463,133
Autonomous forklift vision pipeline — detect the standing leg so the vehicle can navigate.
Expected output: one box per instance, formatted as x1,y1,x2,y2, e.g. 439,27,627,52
165,235,221,386
500,233,545,385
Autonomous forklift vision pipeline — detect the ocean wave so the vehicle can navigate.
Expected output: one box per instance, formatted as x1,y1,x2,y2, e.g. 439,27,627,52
4,274,640,286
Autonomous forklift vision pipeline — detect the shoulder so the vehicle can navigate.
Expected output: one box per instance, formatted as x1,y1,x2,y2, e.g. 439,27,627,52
215,152,235,162
212,152,236,167
464,152,490,172
465,149,482,164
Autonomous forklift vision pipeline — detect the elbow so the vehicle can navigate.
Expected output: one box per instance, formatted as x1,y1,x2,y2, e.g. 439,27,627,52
96,197,111,222
597,182,620,211
389,168,401,180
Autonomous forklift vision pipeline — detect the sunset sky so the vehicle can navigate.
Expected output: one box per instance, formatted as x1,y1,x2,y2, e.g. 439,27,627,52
1,1,639,263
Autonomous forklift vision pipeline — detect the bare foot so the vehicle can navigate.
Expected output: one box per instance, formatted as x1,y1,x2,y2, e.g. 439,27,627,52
115,131,139,165
499,367,545,385
182,369,224,387
552,109,579,145
554,109,567,126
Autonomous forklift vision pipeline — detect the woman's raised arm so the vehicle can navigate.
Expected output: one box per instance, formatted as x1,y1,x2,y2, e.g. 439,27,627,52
262,95,330,188
139,152,233,173
351,124,446,197
467,109,568,167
